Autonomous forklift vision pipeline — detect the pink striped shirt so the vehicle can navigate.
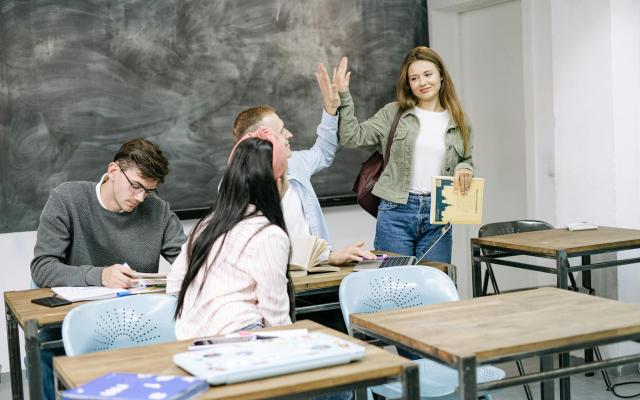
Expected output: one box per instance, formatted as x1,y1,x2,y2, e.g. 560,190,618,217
167,214,292,340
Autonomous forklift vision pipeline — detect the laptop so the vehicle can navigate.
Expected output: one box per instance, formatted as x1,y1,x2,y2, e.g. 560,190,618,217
173,332,365,385
361,223,452,270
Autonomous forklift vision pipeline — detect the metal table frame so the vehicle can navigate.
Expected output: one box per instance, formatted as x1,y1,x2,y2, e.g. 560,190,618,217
5,302,63,400
470,234,640,399
352,311,640,400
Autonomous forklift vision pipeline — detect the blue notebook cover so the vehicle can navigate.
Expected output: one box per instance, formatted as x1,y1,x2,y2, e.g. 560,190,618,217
61,372,208,400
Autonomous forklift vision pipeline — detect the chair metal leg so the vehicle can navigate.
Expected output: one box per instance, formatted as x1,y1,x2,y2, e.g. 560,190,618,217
481,262,500,296
515,360,534,400
593,346,613,390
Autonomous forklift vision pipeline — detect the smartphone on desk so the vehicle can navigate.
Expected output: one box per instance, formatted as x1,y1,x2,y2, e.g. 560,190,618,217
31,296,72,308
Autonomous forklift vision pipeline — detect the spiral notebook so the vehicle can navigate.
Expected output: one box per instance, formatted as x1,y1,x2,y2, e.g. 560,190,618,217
173,332,365,385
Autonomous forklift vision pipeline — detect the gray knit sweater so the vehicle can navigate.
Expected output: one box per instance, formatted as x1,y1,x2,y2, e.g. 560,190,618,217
31,181,187,287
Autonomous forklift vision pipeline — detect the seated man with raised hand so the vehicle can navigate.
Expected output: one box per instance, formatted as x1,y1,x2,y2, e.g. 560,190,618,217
232,64,375,266
31,138,187,288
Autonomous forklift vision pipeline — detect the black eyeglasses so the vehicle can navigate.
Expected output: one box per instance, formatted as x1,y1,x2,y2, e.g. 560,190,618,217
117,164,158,197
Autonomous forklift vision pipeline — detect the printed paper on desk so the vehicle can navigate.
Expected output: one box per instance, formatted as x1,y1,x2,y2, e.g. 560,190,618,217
430,176,485,225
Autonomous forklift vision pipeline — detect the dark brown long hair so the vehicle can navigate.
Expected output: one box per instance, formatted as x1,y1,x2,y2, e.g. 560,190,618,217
396,46,470,153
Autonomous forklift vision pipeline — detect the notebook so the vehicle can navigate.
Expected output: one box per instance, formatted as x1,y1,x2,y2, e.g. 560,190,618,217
61,372,208,400
173,332,365,385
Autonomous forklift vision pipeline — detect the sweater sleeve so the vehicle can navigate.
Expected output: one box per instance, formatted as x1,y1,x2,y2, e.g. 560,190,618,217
249,227,292,327
161,208,187,264
30,189,105,287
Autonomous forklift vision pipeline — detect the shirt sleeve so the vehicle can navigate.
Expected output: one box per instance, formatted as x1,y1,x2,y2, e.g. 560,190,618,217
288,110,339,179
248,226,292,327
166,240,190,294
30,189,105,287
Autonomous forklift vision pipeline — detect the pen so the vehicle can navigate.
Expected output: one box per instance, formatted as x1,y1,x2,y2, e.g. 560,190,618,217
117,291,133,297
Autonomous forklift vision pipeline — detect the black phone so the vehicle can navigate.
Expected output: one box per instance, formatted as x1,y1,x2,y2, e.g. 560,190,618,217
31,296,72,308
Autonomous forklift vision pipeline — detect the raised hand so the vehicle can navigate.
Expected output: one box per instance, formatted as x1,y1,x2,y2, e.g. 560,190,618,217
315,63,340,116
333,56,351,93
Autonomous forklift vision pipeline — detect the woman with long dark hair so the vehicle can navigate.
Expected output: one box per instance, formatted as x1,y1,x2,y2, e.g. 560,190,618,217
167,127,292,339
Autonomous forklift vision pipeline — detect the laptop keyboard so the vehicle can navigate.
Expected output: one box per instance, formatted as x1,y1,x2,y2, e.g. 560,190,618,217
379,256,416,268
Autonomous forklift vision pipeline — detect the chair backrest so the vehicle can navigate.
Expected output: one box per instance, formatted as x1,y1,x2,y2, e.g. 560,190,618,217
339,266,459,335
62,294,177,356
479,220,553,255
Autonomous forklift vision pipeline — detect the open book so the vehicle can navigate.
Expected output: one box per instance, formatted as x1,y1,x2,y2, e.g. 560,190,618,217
288,234,338,277
430,176,485,225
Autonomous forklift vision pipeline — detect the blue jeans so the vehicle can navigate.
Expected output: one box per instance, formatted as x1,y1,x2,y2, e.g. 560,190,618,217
374,193,452,263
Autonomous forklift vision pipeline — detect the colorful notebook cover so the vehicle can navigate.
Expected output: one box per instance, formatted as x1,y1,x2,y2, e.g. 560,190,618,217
430,176,485,225
61,372,208,400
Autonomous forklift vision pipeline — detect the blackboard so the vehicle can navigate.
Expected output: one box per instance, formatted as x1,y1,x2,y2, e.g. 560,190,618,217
0,0,428,233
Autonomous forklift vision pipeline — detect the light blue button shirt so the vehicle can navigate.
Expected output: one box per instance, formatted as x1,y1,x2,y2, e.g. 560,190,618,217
287,110,339,248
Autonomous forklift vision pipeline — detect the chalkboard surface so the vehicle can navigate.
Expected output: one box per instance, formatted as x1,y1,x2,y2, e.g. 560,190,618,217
0,0,428,233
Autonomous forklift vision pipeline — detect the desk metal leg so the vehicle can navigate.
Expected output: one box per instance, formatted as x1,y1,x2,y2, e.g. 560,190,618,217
540,354,554,400
458,357,477,400
557,251,569,289
25,320,44,400
354,387,367,400
471,244,482,298
6,303,24,400
582,255,594,376
402,363,420,399
559,353,571,400
556,252,571,399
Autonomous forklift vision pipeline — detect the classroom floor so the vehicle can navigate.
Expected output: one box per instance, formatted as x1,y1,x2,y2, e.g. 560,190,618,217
1,359,638,399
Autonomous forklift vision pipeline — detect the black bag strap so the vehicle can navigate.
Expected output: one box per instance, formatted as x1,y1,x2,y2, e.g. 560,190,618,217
383,108,403,168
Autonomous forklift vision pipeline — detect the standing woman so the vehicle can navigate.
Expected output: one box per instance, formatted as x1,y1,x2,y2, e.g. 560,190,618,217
167,127,292,340
334,47,473,263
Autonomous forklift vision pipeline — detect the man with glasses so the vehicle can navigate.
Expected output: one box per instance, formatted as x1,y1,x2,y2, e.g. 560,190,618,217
31,138,187,400
31,138,186,288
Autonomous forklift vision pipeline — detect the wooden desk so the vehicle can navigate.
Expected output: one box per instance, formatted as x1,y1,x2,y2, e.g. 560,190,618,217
53,320,419,400
6,261,454,400
4,288,88,400
471,226,640,295
350,287,640,400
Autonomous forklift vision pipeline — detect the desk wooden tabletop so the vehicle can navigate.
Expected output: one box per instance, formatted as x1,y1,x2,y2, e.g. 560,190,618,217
54,320,415,400
471,226,640,255
351,287,640,365
4,288,85,328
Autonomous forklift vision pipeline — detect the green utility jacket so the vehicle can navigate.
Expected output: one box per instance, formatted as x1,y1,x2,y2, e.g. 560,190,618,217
338,91,474,205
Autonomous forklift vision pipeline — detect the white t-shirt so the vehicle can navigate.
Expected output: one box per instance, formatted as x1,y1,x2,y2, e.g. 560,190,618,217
409,108,450,193
281,186,311,236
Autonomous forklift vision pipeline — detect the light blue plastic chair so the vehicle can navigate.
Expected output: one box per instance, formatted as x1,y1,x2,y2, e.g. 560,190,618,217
62,294,177,356
339,266,505,400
